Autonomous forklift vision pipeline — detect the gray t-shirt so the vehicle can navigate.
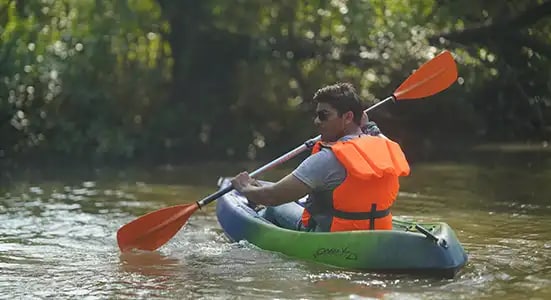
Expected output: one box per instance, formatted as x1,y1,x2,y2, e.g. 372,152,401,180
292,135,360,191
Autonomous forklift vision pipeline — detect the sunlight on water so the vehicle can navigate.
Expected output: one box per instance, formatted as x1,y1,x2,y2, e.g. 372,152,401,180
1,158,550,299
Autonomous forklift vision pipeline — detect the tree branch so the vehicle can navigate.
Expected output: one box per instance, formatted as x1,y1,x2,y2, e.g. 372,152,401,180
508,32,551,58
430,0,551,43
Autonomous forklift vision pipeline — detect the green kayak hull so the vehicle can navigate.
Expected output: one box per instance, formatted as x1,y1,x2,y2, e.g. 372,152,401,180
215,178,468,278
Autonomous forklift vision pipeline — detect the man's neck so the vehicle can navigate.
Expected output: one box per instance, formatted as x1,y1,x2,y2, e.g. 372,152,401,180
343,126,363,137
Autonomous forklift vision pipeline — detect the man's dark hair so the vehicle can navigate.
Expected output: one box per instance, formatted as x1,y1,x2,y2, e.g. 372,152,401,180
313,82,363,125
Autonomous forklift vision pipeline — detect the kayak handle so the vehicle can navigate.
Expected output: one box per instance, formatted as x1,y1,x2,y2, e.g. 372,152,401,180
415,224,448,248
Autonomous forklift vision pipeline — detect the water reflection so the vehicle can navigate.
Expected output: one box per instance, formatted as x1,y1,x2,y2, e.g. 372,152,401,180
119,250,180,277
309,277,390,299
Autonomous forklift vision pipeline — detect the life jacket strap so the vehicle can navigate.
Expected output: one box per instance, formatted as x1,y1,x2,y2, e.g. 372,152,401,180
332,203,390,230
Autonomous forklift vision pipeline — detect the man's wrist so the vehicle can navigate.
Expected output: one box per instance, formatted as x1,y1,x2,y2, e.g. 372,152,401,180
362,121,381,136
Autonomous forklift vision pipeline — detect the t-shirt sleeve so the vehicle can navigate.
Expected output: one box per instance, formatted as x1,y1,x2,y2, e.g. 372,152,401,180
292,149,346,191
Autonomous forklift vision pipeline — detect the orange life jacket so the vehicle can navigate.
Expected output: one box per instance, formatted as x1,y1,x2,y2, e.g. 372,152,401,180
301,135,410,231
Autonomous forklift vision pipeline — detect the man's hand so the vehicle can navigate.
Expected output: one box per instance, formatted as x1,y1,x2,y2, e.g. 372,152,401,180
363,121,382,136
230,172,309,206
231,171,258,193
360,111,369,128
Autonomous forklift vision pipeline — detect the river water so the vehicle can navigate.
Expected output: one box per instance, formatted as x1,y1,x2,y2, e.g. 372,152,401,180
1,152,550,299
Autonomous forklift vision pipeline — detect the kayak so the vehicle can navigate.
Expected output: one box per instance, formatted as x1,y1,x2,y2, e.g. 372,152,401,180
215,178,468,278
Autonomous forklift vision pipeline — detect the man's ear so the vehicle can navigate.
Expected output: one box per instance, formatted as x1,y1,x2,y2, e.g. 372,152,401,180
343,111,354,124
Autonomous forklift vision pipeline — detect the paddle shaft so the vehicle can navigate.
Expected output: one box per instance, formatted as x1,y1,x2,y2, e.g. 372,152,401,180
196,96,395,208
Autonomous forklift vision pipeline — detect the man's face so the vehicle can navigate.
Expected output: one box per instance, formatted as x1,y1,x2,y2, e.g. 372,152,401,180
314,102,348,142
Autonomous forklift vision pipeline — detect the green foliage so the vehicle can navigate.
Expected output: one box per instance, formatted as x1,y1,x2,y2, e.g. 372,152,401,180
1,0,550,166
0,0,170,162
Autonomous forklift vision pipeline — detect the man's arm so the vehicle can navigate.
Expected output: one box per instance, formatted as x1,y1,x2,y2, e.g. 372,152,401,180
231,172,310,206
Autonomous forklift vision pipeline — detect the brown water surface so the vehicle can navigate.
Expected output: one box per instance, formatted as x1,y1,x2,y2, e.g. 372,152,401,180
1,152,550,299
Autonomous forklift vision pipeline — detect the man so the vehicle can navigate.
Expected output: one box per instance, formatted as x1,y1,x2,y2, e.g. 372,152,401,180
231,82,410,232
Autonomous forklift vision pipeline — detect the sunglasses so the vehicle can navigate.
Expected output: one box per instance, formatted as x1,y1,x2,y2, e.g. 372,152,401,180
316,110,331,121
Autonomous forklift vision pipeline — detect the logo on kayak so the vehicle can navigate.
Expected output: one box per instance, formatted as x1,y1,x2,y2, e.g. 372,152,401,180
313,247,357,260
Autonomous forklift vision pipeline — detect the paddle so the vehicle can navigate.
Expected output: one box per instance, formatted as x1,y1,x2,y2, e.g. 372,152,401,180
116,50,458,252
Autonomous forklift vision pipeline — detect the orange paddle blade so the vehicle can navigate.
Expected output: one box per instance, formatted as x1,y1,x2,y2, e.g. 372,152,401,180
117,203,199,252
393,51,458,100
